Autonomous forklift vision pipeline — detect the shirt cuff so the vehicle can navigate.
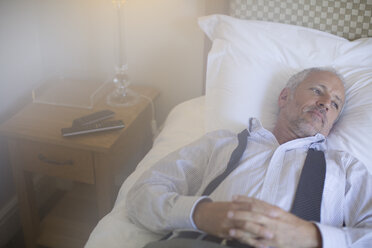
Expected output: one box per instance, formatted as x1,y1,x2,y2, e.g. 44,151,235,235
314,223,347,248
168,195,211,230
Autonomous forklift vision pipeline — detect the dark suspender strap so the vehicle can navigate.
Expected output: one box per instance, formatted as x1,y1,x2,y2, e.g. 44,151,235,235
202,129,249,196
290,148,326,222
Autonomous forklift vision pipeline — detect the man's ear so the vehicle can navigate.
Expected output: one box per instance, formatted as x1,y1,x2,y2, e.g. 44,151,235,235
278,88,290,108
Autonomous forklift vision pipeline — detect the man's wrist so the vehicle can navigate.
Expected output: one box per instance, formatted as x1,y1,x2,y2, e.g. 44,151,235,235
191,197,212,230
305,222,322,248
192,200,212,231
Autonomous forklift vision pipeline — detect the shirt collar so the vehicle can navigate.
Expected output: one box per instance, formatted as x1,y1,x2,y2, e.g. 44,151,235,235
247,117,326,150
247,117,265,133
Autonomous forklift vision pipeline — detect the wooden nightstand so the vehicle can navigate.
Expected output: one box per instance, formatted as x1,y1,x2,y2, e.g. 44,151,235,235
0,85,159,248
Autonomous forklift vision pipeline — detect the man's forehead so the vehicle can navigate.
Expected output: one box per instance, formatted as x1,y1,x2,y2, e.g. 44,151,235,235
301,71,345,96
303,70,341,83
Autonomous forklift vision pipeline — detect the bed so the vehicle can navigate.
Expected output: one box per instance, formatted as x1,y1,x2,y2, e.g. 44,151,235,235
85,1,372,247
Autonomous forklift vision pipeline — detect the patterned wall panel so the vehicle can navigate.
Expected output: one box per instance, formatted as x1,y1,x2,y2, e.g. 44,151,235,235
229,0,372,40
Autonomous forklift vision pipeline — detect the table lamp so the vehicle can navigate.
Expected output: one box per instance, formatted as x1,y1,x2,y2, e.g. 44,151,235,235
106,0,139,107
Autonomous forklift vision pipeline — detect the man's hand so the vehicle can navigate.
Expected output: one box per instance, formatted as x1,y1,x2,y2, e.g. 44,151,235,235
192,198,279,239
227,196,322,248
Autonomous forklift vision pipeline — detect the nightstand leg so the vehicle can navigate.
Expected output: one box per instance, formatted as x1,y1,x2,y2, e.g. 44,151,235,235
93,153,114,218
8,139,39,248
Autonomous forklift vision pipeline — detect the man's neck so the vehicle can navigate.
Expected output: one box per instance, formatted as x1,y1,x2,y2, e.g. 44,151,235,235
273,127,293,145
272,120,302,145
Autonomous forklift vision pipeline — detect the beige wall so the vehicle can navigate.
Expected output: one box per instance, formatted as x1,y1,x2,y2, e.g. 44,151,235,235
125,0,206,123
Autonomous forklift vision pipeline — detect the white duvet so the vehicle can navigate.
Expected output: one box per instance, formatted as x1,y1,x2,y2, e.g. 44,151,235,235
85,97,205,248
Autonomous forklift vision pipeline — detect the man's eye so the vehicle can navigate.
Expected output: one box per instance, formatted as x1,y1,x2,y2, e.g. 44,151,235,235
332,102,339,110
312,88,321,95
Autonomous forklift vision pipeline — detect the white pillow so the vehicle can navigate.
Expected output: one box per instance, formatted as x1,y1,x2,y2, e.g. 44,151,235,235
198,15,372,173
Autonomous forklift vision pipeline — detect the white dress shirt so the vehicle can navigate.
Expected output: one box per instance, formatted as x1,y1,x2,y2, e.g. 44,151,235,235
126,118,372,248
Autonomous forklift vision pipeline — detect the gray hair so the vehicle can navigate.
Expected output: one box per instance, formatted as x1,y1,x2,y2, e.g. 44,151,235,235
285,67,346,92
284,67,346,122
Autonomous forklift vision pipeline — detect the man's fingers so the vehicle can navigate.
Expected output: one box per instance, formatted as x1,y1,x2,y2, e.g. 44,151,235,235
231,224,273,240
232,195,281,218
229,210,271,225
228,211,274,240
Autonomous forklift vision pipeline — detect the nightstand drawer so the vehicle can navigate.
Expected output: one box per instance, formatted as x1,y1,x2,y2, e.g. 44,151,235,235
18,140,95,184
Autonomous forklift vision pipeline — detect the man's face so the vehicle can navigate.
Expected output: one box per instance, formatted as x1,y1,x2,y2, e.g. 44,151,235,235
279,71,345,137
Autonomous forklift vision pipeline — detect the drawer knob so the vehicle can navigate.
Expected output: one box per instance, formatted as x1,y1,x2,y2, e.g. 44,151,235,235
38,154,74,166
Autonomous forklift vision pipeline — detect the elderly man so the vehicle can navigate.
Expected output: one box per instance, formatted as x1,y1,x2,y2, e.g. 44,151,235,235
126,68,372,248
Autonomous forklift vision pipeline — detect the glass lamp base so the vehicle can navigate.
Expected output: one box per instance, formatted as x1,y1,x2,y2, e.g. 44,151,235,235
106,88,139,107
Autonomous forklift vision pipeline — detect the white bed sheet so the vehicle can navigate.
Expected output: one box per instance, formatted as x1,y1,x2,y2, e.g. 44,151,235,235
85,96,206,248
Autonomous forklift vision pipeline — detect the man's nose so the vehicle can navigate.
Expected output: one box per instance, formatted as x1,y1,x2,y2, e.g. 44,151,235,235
316,96,331,111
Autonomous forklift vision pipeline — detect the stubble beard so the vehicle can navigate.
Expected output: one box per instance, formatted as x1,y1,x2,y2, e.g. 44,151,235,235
290,114,324,138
